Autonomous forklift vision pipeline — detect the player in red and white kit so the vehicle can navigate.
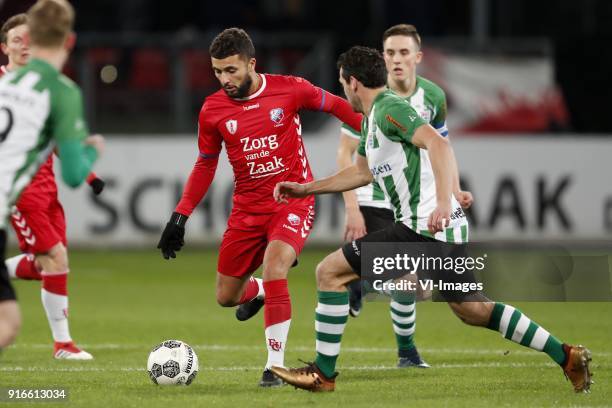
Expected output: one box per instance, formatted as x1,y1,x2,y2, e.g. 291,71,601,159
1,13,105,359
157,28,362,387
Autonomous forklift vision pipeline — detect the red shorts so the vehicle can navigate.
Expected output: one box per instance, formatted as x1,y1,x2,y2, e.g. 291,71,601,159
217,198,315,278
10,199,67,254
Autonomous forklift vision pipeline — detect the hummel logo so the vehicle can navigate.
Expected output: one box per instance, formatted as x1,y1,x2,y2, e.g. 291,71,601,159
243,103,259,111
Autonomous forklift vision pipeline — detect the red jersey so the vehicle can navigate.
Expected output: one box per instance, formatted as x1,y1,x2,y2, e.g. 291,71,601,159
0,65,57,208
176,74,362,215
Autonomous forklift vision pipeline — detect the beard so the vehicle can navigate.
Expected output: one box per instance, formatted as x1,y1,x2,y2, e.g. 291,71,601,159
223,75,253,99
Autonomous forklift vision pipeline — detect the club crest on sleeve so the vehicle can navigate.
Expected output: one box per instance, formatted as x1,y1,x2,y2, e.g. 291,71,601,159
287,213,300,226
419,107,432,123
270,108,284,125
225,119,238,135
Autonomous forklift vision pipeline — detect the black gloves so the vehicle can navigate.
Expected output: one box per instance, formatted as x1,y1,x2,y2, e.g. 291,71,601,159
157,212,188,259
89,177,105,195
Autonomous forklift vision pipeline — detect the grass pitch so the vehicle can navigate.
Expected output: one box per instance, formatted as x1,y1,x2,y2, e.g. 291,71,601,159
1,249,609,407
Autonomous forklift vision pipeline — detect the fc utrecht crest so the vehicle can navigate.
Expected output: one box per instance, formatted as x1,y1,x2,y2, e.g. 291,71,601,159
287,213,301,226
269,108,284,125
225,119,238,135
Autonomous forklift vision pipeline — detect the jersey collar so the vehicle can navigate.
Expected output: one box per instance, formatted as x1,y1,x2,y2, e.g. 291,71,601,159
373,89,393,106
407,75,422,98
387,75,421,99
28,58,59,75
234,73,266,101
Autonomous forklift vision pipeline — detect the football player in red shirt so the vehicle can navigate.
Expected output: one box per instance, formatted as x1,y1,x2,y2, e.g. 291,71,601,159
157,27,362,387
1,13,105,360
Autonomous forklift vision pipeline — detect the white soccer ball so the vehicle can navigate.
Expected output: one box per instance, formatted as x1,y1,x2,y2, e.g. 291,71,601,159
147,340,199,385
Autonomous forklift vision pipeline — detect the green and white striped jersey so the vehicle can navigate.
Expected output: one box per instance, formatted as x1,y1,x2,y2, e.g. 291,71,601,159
357,89,468,243
342,76,449,209
0,58,89,228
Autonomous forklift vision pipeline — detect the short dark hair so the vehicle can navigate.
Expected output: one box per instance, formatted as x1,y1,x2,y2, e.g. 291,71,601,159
382,24,421,49
337,46,387,88
209,27,255,60
1,13,27,44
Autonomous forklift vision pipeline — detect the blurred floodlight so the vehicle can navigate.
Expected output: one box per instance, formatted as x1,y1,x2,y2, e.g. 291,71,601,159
100,65,118,84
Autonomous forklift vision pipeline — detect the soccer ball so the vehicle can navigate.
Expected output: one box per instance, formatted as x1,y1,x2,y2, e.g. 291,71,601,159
147,340,199,385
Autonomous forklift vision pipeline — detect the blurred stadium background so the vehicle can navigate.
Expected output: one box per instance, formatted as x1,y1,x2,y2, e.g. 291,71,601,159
2,0,611,248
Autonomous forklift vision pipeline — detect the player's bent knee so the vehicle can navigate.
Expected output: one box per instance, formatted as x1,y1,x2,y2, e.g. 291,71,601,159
316,255,344,291
315,259,331,286
50,245,69,271
216,291,240,307
38,243,69,273
261,241,295,281
316,252,350,291
262,263,288,281
216,296,238,307
215,273,249,307
216,298,238,307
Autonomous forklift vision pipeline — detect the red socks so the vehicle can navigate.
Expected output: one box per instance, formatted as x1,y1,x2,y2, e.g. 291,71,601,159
263,279,291,327
263,279,291,368
42,273,68,296
238,277,261,304
16,255,42,280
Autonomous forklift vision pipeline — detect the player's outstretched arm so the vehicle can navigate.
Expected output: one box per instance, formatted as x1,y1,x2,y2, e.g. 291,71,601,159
57,134,104,188
337,131,367,241
158,155,219,259
455,189,473,209
322,92,363,131
86,172,105,195
53,147,105,195
432,91,473,209
274,155,372,204
157,212,187,260
412,125,453,233
293,77,362,131
53,82,104,188
448,146,473,209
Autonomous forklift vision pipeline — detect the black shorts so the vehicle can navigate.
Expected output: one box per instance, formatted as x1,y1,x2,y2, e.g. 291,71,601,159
360,206,394,234
341,222,479,302
0,229,17,302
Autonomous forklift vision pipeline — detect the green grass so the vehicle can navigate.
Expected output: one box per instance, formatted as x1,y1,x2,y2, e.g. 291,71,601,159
0,249,609,407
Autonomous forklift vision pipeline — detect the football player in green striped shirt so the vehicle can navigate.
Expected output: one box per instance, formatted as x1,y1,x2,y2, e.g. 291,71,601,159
337,24,473,369
0,0,104,350
271,46,592,393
